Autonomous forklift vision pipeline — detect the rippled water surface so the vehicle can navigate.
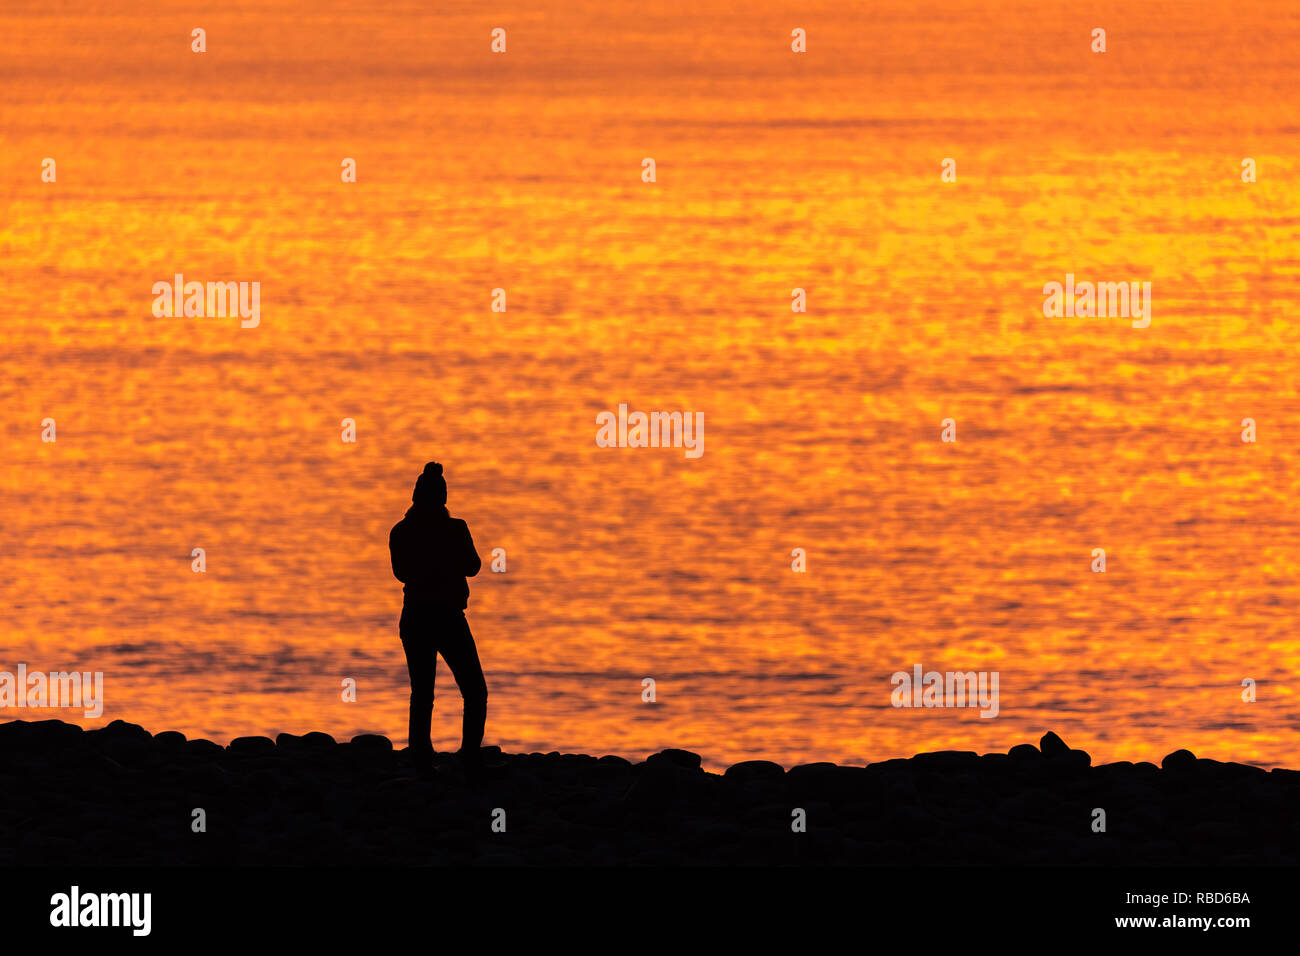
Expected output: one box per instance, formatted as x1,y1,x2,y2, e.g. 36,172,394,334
2,0,1299,768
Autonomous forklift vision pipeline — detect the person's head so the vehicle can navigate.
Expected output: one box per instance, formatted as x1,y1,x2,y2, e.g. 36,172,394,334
412,461,447,508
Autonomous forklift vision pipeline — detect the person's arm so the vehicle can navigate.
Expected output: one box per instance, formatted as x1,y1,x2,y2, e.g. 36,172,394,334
459,521,482,577
389,524,412,583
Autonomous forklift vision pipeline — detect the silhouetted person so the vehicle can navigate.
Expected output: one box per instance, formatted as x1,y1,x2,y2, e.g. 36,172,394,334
389,461,486,776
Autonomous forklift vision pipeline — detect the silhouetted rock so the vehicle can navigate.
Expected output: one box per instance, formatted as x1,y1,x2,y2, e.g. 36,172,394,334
1197,758,1265,780
108,719,152,740
979,752,1011,770
788,761,839,780
912,750,980,769
646,749,702,770
1008,743,1042,762
1,718,1293,866
15,719,84,746
1093,761,1134,782
866,758,911,774
229,736,275,754
624,759,707,812
1039,732,1069,757
724,760,785,782
787,763,870,797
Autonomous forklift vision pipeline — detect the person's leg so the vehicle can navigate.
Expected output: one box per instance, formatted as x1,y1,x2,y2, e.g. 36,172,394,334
399,603,438,766
436,609,488,765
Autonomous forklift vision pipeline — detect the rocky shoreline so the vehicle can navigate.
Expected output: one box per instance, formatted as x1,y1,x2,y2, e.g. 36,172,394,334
2,719,1295,865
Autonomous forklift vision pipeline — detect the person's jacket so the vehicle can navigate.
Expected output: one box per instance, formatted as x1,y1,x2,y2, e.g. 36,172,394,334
389,504,481,608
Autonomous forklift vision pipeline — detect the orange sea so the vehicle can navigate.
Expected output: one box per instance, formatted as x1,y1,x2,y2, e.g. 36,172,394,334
1,0,1298,769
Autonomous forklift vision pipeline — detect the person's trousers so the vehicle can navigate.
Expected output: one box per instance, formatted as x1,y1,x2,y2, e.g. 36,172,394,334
399,601,487,761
